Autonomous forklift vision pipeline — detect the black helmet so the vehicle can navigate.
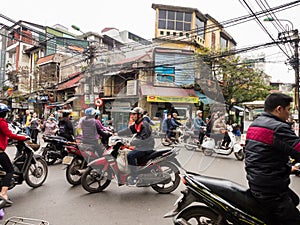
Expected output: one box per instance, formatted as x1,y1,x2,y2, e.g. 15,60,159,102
130,107,143,115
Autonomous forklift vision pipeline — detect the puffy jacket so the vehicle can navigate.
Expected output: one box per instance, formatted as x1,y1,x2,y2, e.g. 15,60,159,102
245,112,300,194
118,118,155,151
0,118,27,151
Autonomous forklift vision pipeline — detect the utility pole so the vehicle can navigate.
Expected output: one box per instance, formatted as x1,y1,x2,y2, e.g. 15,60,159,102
293,29,300,135
280,29,300,135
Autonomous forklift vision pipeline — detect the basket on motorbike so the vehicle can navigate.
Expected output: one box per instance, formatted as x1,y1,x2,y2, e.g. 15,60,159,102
3,216,50,225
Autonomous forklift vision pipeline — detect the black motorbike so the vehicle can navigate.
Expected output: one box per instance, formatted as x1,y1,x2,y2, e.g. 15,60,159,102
164,171,280,225
41,135,68,165
1,140,48,192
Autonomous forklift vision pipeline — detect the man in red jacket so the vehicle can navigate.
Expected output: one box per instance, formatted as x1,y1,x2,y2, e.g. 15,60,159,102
0,103,27,204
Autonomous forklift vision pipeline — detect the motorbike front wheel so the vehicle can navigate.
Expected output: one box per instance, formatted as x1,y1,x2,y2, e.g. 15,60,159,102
184,136,196,151
176,206,226,225
81,165,111,193
25,157,48,188
66,157,86,186
41,146,57,165
234,148,245,161
151,162,180,194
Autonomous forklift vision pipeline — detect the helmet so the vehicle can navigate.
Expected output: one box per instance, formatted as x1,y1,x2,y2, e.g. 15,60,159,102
95,109,101,116
130,107,143,115
196,110,202,115
0,103,10,113
85,107,96,116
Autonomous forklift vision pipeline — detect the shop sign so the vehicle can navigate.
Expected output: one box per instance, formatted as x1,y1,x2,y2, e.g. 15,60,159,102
147,95,198,104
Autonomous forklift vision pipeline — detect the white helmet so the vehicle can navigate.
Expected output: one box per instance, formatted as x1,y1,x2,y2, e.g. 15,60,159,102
196,110,202,115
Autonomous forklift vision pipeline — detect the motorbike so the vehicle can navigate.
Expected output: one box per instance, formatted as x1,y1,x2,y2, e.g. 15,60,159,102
184,126,207,151
62,130,113,185
80,135,181,194
161,126,188,146
62,142,100,185
164,171,271,225
41,134,68,165
201,125,245,161
1,140,48,192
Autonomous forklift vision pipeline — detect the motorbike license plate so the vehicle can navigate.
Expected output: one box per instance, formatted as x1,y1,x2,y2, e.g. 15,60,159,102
62,156,73,165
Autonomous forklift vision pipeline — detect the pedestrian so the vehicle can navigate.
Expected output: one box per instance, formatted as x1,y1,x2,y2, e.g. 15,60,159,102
245,93,300,225
29,112,39,144
0,103,27,204
22,109,31,136
193,110,206,145
41,116,58,136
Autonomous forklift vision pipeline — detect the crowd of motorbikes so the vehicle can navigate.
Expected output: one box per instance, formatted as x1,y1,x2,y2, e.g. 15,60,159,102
8,116,298,225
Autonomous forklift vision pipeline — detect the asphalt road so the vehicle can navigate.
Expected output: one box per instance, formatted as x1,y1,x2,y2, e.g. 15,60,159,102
3,141,300,225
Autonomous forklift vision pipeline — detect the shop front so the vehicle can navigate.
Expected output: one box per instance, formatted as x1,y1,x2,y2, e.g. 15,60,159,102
140,85,199,128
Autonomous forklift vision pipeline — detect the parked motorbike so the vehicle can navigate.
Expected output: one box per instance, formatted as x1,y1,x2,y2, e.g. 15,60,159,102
0,140,48,191
81,135,181,194
41,135,68,165
164,171,270,225
201,125,245,161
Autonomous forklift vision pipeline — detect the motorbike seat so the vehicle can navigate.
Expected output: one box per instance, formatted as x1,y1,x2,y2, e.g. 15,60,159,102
44,135,67,142
137,149,172,165
191,174,266,220
78,143,94,152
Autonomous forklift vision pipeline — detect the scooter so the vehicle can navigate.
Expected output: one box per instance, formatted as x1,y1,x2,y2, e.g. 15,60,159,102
81,135,181,194
201,125,245,161
184,126,206,151
164,171,271,225
41,135,68,165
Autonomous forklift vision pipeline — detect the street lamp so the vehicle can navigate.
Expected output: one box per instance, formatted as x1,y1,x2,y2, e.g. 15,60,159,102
263,17,294,31
71,25,85,34
264,17,300,135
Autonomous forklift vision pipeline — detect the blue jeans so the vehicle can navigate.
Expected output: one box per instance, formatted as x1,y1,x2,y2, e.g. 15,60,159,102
127,150,151,178
25,126,31,136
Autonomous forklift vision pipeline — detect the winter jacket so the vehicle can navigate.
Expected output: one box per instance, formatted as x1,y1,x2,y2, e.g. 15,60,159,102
118,118,155,151
0,118,27,151
245,112,300,195
193,117,206,131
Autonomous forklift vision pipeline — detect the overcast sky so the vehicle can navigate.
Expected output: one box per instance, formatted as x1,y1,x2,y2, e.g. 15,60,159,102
2,0,300,83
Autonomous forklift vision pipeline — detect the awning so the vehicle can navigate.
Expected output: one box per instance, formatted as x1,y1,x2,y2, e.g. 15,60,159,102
47,96,79,108
57,74,83,91
36,54,55,66
140,85,198,103
195,91,215,105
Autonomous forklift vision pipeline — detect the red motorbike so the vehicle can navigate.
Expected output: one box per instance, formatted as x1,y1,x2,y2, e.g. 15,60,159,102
62,142,100,185
80,136,181,194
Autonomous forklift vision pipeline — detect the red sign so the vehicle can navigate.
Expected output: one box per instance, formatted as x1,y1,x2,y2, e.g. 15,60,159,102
94,98,103,107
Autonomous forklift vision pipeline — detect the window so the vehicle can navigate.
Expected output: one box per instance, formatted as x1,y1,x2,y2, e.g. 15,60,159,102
195,17,205,40
158,10,192,32
220,36,228,50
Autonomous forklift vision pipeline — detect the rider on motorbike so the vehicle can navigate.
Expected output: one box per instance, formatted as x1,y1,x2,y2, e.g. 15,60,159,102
0,103,27,204
167,113,182,143
245,93,300,225
193,110,206,145
58,110,74,142
117,107,155,185
78,107,108,156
